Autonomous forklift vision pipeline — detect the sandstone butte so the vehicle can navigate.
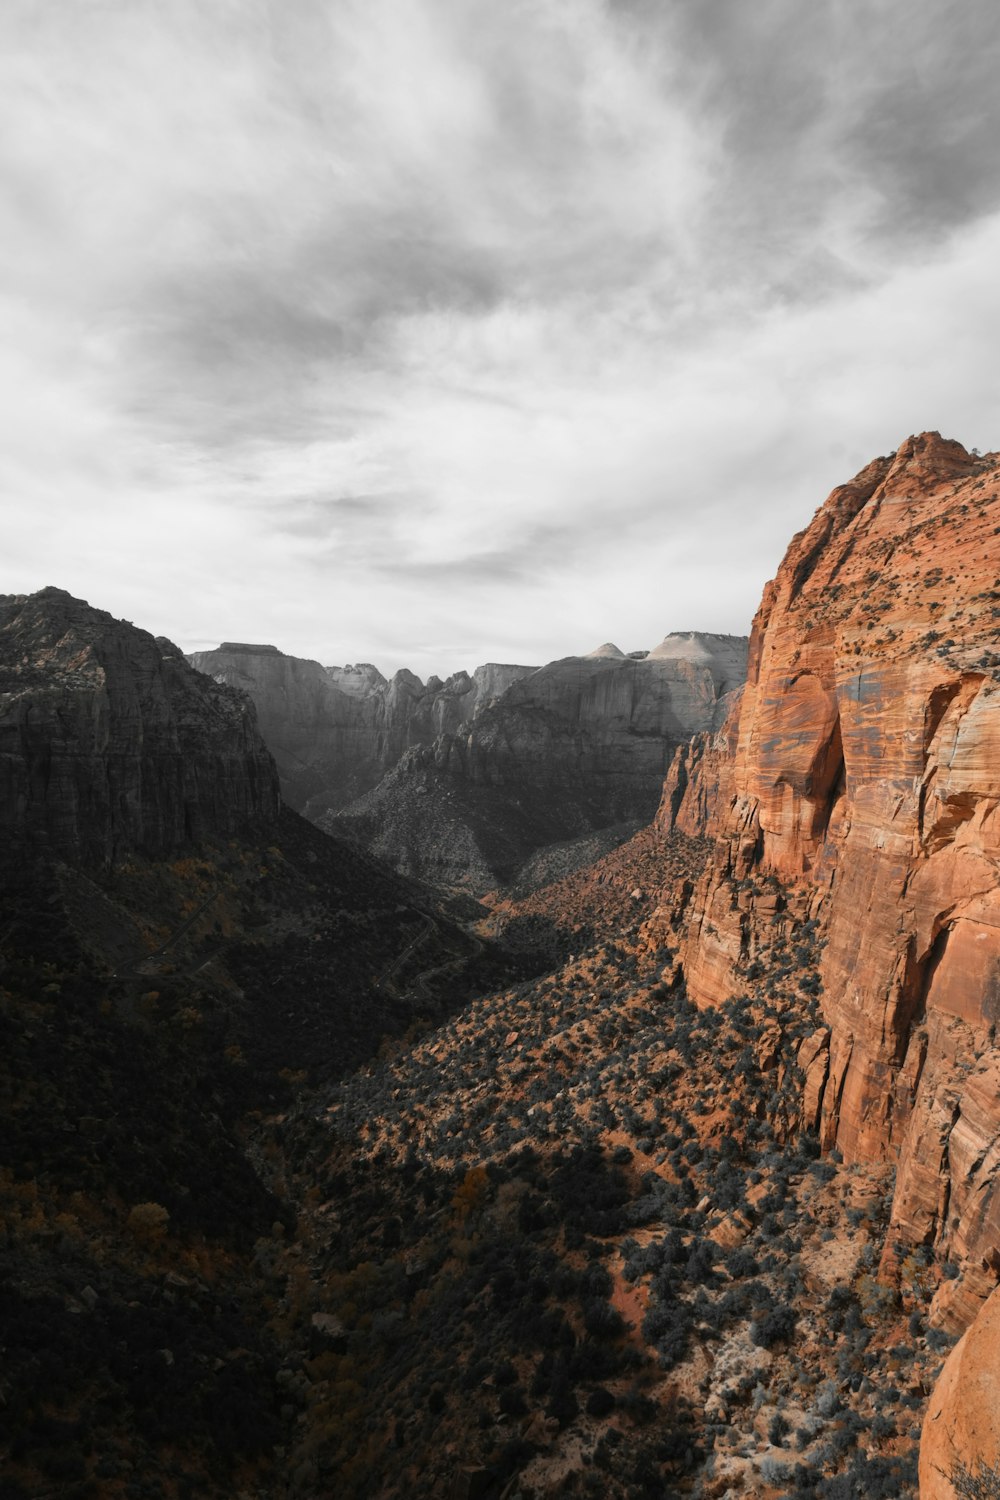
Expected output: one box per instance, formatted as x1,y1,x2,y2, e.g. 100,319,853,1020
657,434,1000,1495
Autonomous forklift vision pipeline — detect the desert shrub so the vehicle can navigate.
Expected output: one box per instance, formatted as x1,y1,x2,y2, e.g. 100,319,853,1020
951,1461,1000,1499
856,1273,898,1322
727,1246,759,1279
685,1237,717,1284
870,1411,895,1441
750,1305,796,1348
583,1297,625,1340
545,1358,579,1428
814,1378,840,1418
126,1201,170,1242
586,1386,616,1417
498,1384,528,1417
641,1299,692,1368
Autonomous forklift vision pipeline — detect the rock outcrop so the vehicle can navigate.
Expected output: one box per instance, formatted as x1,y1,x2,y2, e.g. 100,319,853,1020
669,434,1000,1333
920,1282,1000,1500
330,634,747,891
0,589,279,866
187,643,536,820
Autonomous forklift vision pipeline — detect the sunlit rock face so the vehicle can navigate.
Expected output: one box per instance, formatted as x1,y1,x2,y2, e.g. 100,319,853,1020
920,1282,1000,1500
0,590,280,866
672,433,1000,1333
187,643,536,821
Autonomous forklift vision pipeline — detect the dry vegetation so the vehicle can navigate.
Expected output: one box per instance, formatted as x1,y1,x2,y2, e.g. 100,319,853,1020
257,837,950,1499
1,814,957,1499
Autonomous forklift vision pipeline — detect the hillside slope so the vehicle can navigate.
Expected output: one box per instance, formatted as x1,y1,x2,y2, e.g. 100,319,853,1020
0,590,528,1500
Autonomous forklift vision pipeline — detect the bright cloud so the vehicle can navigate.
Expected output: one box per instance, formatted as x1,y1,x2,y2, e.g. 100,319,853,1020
3,0,1000,675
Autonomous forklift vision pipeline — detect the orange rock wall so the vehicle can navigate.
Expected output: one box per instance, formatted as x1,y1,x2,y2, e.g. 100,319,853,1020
920,1281,1000,1500
679,433,1000,1331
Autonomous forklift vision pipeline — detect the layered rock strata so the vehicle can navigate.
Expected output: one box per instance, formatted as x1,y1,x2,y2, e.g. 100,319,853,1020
330,634,748,891
671,433,1000,1333
0,589,280,867
187,643,536,820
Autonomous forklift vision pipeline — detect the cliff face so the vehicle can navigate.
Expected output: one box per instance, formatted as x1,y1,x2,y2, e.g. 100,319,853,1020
187,643,536,820
331,634,747,891
0,589,280,866
428,636,746,817
671,434,1000,1332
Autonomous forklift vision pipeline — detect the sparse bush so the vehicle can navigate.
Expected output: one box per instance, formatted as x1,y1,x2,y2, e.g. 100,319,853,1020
951,1461,1000,1499
127,1201,170,1242
586,1386,616,1417
750,1305,796,1348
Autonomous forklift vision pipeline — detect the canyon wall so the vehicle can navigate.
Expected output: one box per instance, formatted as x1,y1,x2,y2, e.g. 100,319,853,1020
0,589,280,867
670,433,1000,1334
329,633,747,890
187,642,536,820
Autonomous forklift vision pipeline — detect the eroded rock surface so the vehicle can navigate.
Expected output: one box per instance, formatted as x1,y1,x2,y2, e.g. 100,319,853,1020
672,433,1000,1333
0,589,279,866
188,642,536,820
329,634,747,891
920,1282,1000,1500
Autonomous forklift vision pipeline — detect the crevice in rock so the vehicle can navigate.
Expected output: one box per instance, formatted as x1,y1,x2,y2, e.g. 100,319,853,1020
818,739,846,840
923,679,964,757
823,1034,854,1148
893,926,949,1053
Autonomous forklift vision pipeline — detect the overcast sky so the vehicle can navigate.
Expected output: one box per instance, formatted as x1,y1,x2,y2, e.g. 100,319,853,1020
4,1,1000,677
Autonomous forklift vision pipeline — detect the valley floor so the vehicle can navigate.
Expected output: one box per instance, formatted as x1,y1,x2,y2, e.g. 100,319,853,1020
259,830,948,1500
0,822,957,1499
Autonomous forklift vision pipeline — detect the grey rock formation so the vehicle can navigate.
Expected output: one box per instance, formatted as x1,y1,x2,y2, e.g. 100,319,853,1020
0,589,280,867
186,630,747,892
330,633,749,892
186,643,537,820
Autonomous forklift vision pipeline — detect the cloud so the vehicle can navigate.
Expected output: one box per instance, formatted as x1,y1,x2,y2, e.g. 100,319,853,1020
2,0,1000,678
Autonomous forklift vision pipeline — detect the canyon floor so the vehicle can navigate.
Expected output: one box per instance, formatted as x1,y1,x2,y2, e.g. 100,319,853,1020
1,816,947,1500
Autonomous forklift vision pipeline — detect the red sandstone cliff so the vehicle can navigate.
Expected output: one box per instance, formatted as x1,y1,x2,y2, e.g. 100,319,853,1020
671,433,1000,1334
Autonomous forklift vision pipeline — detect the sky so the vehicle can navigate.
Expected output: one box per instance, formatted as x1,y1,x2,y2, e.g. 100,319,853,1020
4,0,1000,678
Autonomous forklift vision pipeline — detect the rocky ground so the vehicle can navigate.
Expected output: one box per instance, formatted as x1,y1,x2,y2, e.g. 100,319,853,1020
258,836,948,1499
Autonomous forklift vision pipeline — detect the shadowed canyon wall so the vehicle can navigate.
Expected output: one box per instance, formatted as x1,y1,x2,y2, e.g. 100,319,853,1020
0,589,280,867
667,433,1000,1336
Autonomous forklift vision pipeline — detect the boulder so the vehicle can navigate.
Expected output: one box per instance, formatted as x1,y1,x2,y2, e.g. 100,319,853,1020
921,1283,1000,1500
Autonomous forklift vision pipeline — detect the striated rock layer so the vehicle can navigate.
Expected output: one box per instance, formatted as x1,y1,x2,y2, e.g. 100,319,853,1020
669,434,1000,1334
187,643,536,820
0,589,280,867
330,634,747,891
